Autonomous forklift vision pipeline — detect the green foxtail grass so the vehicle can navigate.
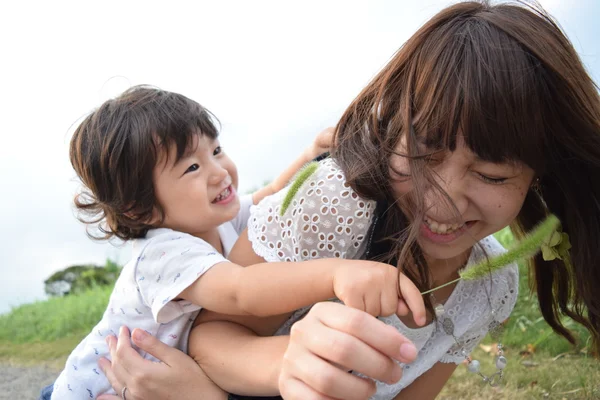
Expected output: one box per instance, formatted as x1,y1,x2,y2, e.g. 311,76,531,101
422,215,561,295
280,161,319,216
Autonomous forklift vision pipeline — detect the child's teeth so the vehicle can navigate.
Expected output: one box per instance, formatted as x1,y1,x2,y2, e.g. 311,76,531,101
215,187,230,202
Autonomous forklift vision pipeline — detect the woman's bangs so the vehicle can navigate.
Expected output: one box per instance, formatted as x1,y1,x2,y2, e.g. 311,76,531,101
410,14,547,172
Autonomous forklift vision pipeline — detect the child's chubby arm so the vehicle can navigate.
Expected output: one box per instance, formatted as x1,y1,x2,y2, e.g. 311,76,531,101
251,127,333,205
178,234,426,321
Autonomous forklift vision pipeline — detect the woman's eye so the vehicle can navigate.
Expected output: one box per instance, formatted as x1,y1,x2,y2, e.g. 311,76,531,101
213,146,222,156
390,165,411,181
185,164,199,174
478,173,507,184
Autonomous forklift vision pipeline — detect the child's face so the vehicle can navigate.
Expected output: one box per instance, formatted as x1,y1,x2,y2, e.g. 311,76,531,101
389,135,534,262
152,134,240,238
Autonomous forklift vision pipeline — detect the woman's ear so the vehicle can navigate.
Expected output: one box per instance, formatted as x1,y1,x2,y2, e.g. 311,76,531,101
530,177,542,197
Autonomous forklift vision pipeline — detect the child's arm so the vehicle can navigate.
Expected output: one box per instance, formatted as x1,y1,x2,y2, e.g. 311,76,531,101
178,254,423,320
251,127,333,205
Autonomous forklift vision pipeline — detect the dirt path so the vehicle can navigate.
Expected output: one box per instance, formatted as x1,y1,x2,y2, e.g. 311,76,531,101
0,363,58,400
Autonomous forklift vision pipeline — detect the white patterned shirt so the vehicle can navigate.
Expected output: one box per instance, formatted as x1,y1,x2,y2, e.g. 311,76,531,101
51,195,253,400
247,159,518,400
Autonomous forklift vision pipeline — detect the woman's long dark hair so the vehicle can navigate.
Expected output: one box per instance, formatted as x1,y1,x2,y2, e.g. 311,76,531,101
334,1,600,354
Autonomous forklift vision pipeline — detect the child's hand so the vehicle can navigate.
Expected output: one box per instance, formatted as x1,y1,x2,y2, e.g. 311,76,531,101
333,261,426,326
305,127,334,160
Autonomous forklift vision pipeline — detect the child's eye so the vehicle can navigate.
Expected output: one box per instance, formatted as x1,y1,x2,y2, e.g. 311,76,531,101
213,146,222,156
478,173,507,184
185,164,199,174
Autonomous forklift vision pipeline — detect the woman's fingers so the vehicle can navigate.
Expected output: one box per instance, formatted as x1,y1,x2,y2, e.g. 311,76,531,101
280,303,417,399
312,302,418,364
103,326,167,399
101,327,213,400
398,274,426,326
97,357,123,397
279,376,338,400
396,298,409,317
381,279,402,317
282,342,375,400
293,319,402,385
109,328,165,375
111,326,147,377
104,333,130,387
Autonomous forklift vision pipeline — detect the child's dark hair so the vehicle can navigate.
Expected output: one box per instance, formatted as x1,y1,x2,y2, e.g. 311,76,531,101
70,85,219,241
334,1,600,353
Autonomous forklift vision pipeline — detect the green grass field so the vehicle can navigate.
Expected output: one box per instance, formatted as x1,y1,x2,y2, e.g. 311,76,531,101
0,285,111,367
1,228,598,397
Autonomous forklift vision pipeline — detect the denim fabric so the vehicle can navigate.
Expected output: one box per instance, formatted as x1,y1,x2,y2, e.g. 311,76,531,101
38,383,53,400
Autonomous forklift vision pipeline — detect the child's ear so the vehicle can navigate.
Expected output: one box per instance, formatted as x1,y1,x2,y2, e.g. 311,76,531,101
146,206,161,226
124,204,161,226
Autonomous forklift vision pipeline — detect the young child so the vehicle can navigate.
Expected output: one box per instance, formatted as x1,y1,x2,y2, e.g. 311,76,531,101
48,86,425,400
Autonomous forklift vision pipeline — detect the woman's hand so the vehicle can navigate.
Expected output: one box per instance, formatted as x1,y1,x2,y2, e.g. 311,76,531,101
305,127,334,160
279,302,418,400
97,326,226,400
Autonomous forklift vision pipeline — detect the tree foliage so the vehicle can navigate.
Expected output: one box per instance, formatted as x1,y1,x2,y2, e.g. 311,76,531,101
44,259,122,297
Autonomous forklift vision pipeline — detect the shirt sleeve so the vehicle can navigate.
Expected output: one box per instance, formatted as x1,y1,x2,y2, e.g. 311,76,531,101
440,263,519,365
135,231,229,324
230,193,254,235
247,158,376,262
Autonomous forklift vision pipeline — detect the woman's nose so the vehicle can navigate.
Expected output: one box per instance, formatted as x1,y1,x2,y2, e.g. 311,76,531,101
425,168,469,218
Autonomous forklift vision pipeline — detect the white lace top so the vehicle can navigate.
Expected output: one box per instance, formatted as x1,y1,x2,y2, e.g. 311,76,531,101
248,159,519,399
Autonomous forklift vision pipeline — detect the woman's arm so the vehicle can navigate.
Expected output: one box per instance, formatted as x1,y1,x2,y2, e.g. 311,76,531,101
393,362,458,400
188,320,289,396
251,127,333,205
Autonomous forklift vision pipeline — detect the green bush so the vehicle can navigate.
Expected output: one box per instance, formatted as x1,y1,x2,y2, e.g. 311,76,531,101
44,259,121,297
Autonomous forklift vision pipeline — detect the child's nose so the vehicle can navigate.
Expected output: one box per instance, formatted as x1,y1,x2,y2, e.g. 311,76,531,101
208,162,229,185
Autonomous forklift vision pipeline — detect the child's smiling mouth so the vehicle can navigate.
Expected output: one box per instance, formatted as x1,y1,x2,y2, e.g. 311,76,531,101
212,185,234,204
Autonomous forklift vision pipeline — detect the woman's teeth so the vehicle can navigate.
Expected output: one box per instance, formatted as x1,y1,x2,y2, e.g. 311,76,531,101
213,187,231,203
424,217,465,234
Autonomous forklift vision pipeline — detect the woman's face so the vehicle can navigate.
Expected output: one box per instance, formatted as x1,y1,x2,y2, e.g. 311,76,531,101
389,135,535,262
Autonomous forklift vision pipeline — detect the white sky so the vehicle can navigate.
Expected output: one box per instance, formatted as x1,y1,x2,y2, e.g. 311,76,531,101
1,0,597,314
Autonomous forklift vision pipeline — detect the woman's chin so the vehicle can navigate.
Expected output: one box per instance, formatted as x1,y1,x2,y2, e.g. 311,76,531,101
417,235,478,262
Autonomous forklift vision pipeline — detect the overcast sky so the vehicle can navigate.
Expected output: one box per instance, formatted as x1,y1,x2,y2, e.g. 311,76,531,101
1,0,598,314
